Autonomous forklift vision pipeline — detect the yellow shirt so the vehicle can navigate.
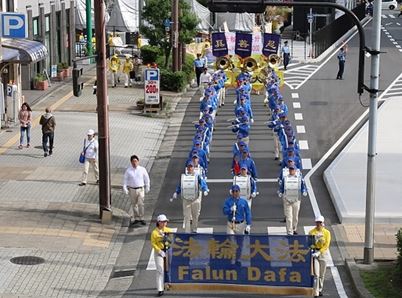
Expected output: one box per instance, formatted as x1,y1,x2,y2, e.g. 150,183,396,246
123,61,134,73
309,226,331,254
151,226,173,254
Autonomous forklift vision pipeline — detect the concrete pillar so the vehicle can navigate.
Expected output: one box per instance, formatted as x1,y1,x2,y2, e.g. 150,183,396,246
69,0,76,65
50,1,57,67
39,3,46,73
60,0,67,63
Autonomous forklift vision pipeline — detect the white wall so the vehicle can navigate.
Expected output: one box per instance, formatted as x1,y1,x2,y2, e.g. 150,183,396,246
15,0,72,17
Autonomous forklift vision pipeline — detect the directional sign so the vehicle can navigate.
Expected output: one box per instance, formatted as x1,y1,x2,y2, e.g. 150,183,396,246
307,13,314,24
0,12,27,38
163,18,171,27
144,68,160,105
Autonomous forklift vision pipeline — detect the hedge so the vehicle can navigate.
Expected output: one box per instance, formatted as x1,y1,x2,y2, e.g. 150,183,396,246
160,69,187,92
140,45,161,64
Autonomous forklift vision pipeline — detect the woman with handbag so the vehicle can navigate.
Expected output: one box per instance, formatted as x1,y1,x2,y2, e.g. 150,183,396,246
79,129,99,186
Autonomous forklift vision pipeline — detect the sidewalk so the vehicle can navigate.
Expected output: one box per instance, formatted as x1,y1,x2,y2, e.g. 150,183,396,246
0,63,189,297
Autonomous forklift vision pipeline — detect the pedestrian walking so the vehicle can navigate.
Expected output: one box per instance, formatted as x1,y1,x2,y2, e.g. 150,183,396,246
281,41,291,70
171,161,209,233
109,53,121,87
193,53,207,87
122,55,133,87
223,184,252,235
123,154,150,226
199,67,212,94
39,107,56,157
309,215,331,298
18,102,32,149
79,129,99,186
278,165,308,235
151,214,172,297
336,46,347,80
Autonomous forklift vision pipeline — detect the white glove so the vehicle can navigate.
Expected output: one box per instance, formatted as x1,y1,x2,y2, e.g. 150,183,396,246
233,99,237,105
145,186,150,194
278,192,283,198
251,118,254,124
312,252,320,258
245,225,251,234
231,204,237,212
123,187,129,195
251,192,256,198
303,191,308,197
172,192,177,199
264,98,268,104
203,191,209,196
158,250,166,258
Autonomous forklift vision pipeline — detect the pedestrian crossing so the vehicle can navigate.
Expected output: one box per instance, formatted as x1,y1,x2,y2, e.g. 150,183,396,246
145,225,335,271
381,14,399,19
380,72,402,100
284,65,320,90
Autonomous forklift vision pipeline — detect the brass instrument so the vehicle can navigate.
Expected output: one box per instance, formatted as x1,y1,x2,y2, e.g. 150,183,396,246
242,57,258,72
215,56,231,70
268,54,281,69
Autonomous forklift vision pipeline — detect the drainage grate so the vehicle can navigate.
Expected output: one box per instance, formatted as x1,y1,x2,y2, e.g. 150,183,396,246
10,256,45,265
111,269,135,278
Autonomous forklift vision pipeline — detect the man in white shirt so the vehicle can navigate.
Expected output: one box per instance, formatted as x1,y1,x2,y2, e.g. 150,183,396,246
199,67,212,94
123,155,151,226
79,129,99,186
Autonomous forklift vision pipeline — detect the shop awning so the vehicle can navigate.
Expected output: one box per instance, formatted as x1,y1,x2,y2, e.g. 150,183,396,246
1,39,48,64
1,48,20,63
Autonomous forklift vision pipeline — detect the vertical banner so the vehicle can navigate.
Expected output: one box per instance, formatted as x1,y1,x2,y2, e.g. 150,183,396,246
235,33,253,58
262,33,281,57
212,32,228,57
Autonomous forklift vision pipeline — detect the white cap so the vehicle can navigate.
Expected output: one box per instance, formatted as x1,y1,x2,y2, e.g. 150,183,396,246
87,129,95,135
157,214,169,222
315,215,325,223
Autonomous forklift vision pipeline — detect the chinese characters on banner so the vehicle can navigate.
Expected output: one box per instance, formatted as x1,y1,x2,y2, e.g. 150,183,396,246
167,233,314,295
212,32,229,57
262,33,281,57
235,33,253,58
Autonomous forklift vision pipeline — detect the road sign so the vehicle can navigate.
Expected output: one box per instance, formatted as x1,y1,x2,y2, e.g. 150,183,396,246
163,18,171,27
307,13,314,24
0,12,27,38
144,68,160,105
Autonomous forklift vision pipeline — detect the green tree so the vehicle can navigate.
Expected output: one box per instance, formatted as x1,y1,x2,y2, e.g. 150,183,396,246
140,0,199,68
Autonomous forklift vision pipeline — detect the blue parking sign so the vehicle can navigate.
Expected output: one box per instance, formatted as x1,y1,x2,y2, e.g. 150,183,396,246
0,13,27,38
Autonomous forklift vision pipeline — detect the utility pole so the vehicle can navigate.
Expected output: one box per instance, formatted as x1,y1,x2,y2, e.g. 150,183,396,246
86,0,93,57
364,0,382,265
94,0,112,223
172,0,180,71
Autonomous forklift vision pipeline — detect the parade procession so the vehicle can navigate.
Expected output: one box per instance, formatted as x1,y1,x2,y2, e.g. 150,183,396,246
150,32,330,297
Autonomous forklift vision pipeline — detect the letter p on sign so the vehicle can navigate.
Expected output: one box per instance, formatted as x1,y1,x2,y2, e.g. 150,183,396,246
0,13,27,38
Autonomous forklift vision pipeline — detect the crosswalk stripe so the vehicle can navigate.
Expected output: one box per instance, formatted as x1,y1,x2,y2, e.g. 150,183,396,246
296,125,306,134
293,102,301,109
294,113,303,120
301,158,312,170
299,140,309,150
267,226,287,235
291,93,299,99
382,14,387,18
389,15,395,18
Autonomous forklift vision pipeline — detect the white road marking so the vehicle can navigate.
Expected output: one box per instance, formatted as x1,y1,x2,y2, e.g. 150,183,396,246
396,45,401,48
399,49,402,52
267,226,287,235
301,158,312,169
146,228,178,270
197,227,213,234
382,14,387,18
397,22,401,26
389,14,395,18
390,38,395,41
393,41,398,44
294,113,303,120
207,178,277,183
291,93,299,99
296,125,306,133
298,140,309,150
293,102,301,109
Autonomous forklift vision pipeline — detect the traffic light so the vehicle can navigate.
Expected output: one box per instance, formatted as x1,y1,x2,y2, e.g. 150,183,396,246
73,67,83,97
207,0,266,13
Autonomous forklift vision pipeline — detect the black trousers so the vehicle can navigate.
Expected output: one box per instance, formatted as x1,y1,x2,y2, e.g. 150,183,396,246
283,53,290,69
195,67,204,86
42,132,54,153
337,60,345,79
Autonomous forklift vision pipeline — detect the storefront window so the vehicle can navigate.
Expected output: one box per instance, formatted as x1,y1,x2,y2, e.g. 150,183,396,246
33,19,39,36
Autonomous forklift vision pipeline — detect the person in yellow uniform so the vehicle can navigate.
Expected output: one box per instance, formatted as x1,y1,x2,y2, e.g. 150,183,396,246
151,214,172,297
109,53,121,87
309,215,331,298
122,55,134,87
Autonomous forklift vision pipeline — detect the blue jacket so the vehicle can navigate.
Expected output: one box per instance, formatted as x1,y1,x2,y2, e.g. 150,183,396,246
189,148,208,169
223,196,252,225
232,123,250,138
239,156,258,179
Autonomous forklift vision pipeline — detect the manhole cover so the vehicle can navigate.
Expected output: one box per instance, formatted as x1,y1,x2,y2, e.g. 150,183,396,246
10,256,45,265
309,101,328,106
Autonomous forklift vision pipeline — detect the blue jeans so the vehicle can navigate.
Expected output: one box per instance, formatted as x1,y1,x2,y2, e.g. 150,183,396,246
42,132,54,153
20,125,31,145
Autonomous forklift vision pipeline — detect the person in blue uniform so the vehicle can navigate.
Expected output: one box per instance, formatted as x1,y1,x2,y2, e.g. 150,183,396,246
223,184,252,234
194,53,207,86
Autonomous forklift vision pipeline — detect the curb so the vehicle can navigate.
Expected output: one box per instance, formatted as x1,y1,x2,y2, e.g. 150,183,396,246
344,259,375,298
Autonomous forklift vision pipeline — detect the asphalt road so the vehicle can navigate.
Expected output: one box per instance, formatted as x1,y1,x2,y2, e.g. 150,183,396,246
123,12,402,298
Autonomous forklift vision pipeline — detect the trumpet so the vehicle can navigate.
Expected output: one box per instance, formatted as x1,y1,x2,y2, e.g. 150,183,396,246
215,56,231,70
268,54,281,69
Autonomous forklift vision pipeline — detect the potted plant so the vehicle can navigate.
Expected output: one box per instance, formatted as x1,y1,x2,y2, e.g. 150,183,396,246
56,63,66,81
62,62,72,77
34,73,49,90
